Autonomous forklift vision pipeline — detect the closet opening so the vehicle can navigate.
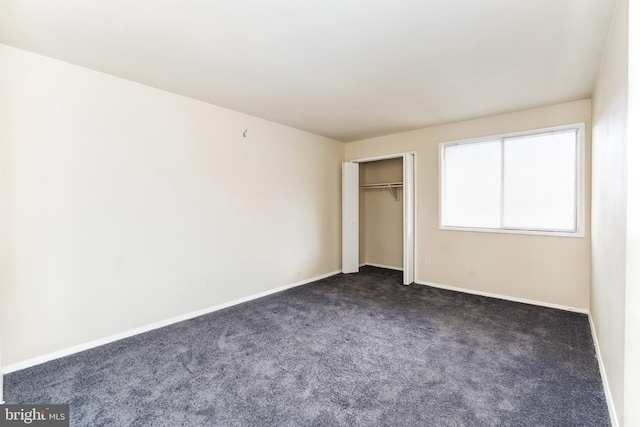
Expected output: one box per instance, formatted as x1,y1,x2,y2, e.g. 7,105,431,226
342,152,416,285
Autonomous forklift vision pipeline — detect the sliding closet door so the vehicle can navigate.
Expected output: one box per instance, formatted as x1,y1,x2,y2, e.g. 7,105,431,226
403,154,415,285
342,162,359,273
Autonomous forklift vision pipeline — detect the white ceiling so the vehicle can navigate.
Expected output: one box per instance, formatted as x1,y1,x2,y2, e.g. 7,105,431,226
0,0,617,142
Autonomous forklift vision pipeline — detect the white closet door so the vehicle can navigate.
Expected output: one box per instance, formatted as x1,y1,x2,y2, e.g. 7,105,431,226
403,154,415,285
342,162,359,273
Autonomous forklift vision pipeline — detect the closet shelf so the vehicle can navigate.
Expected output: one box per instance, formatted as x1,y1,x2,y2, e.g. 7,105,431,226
359,182,403,200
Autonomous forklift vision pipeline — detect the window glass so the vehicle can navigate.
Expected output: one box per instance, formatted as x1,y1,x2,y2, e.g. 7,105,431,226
503,131,577,231
443,140,501,229
440,124,583,236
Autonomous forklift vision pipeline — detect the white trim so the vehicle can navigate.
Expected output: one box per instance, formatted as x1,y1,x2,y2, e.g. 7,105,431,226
438,225,585,238
349,152,415,163
347,151,418,164
364,263,403,271
414,280,588,314
588,313,620,427
2,270,341,374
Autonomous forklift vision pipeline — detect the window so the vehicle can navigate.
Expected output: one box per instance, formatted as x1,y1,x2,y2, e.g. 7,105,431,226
440,123,584,237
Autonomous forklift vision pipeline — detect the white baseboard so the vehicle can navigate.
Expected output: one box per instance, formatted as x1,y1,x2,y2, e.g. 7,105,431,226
3,269,617,427
588,313,619,427
414,280,589,314
363,263,403,271
3,270,341,374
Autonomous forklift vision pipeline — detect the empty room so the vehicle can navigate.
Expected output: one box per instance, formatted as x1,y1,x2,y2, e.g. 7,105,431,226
1,0,638,426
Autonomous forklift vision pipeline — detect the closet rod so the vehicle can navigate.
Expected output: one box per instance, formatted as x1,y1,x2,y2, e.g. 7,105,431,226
359,182,403,200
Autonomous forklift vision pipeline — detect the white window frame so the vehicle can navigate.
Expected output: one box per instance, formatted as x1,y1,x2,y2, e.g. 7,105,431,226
439,123,585,237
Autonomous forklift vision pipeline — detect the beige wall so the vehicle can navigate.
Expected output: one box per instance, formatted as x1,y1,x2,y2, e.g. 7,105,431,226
0,44,344,366
591,0,629,424
346,100,592,310
360,158,403,269
592,0,640,425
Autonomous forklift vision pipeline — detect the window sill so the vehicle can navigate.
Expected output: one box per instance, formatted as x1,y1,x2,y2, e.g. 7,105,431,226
439,225,585,238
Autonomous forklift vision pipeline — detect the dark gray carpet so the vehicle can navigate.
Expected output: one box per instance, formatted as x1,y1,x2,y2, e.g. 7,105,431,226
5,266,609,426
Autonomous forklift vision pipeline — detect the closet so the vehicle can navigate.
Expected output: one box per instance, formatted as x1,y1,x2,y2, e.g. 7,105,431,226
342,152,415,285
359,158,404,270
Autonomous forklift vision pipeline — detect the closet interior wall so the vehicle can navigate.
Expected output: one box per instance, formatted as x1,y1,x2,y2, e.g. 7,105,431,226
359,158,404,269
